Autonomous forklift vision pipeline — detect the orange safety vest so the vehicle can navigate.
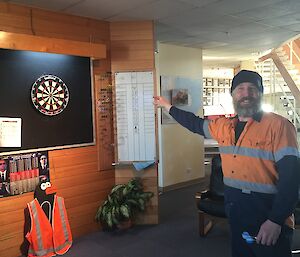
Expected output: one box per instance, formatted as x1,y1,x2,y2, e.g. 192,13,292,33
26,196,72,257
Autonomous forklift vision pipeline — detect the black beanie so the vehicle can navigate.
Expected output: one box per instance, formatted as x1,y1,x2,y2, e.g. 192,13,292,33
231,70,263,94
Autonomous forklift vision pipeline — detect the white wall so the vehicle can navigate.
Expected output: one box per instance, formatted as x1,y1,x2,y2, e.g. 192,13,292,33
155,43,204,188
240,59,256,71
203,68,233,78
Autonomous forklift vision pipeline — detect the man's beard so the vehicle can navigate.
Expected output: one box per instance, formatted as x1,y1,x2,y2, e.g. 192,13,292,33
233,96,262,117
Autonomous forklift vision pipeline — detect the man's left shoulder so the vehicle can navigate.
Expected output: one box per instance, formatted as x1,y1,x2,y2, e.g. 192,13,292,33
262,113,297,138
263,112,293,125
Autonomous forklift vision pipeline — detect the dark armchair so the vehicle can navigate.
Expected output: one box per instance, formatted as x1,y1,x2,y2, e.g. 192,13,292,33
195,155,226,236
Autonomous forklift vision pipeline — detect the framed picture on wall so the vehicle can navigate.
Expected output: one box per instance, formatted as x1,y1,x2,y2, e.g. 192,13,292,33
0,151,50,198
160,75,202,124
171,89,189,106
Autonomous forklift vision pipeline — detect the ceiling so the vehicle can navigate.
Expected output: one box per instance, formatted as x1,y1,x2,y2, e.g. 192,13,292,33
6,0,300,68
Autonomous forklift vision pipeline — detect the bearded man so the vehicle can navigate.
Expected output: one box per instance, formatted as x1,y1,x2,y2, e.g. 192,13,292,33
153,70,299,257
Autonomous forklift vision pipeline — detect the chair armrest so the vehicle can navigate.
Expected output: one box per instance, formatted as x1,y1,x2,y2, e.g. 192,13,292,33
195,190,212,199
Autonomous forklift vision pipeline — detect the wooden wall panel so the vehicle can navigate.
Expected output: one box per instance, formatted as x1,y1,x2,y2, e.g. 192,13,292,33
0,3,109,43
0,146,115,257
0,2,111,73
0,3,32,34
94,74,115,171
49,147,115,238
110,21,155,71
110,21,158,225
0,31,106,58
0,193,32,257
0,4,159,257
0,3,114,257
114,165,159,225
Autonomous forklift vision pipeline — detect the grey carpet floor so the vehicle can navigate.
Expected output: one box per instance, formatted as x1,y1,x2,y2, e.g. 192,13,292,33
63,183,300,257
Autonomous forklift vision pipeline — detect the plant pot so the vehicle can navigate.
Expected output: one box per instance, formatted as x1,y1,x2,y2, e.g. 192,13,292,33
117,219,133,230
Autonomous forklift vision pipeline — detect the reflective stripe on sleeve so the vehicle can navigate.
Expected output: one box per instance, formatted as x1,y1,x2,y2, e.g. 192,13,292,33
274,147,300,162
203,120,212,139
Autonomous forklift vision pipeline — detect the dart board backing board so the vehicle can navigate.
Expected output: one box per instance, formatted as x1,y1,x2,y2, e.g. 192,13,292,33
0,48,94,154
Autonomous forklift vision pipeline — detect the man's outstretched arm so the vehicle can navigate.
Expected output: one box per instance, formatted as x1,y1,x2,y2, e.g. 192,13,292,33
153,96,207,136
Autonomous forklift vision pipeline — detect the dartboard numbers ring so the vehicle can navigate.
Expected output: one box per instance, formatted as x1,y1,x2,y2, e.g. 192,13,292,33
31,75,69,116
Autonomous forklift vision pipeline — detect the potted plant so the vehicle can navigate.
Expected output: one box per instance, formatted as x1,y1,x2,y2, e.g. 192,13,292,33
95,178,154,230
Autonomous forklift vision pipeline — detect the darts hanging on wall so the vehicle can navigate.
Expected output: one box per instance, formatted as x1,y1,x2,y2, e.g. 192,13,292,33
31,74,69,116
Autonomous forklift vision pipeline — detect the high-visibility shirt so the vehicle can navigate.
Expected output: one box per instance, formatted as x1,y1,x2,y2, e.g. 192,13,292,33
26,196,72,257
203,112,298,194
169,106,299,227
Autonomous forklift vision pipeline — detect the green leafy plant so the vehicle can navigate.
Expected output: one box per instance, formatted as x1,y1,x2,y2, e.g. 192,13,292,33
95,178,154,230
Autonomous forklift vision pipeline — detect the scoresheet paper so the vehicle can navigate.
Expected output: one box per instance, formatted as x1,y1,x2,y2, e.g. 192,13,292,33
0,117,22,147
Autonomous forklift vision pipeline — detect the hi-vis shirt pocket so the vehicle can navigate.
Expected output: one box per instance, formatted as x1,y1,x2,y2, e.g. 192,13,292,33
240,138,274,161
247,138,272,151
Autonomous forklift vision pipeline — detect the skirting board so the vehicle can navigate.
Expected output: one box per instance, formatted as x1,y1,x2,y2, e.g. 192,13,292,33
159,177,209,193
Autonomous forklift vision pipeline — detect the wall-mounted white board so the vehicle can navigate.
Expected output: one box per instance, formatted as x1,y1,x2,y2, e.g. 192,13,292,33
115,71,156,162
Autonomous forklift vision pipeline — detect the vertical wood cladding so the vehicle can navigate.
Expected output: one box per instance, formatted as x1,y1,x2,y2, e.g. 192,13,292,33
110,21,158,225
110,21,155,71
0,3,114,257
0,4,158,257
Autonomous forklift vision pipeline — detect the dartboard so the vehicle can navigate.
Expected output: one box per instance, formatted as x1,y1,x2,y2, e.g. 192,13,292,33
31,75,69,116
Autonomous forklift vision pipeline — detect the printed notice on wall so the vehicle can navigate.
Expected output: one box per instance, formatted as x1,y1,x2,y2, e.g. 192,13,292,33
0,117,22,147
115,72,156,162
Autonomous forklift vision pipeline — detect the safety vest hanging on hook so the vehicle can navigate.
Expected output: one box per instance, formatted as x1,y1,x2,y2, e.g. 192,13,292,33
26,196,72,257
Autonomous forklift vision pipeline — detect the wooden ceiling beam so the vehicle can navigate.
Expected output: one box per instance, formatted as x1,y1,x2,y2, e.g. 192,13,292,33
0,31,106,59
